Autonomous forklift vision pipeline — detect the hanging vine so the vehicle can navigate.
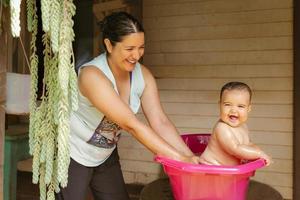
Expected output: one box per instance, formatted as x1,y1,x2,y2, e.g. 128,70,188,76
18,0,79,199
10,0,21,37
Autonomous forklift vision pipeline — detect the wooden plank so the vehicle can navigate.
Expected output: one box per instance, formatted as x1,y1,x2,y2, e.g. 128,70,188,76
156,78,292,91
149,64,292,78
122,171,160,184
248,118,292,132
0,45,6,72
120,129,292,147
120,160,161,174
118,135,145,149
144,0,292,17
255,171,292,187
158,90,292,104
173,116,292,132
250,131,292,146
146,22,292,42
160,102,292,118
176,128,292,144
156,37,292,53
259,159,292,173
119,147,153,161
122,171,135,183
260,144,292,159
135,172,161,184
93,14,101,56
17,158,32,172
136,114,292,132
0,86,6,104
93,0,126,20
144,9,291,29
144,50,292,66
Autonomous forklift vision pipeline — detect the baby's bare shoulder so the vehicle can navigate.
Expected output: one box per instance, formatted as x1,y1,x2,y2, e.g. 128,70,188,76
214,121,231,133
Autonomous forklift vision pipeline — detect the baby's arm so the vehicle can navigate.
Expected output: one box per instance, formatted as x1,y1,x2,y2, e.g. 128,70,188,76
215,126,272,165
247,142,272,165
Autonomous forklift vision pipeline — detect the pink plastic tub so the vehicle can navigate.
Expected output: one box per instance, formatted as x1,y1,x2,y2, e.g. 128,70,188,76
155,133,266,200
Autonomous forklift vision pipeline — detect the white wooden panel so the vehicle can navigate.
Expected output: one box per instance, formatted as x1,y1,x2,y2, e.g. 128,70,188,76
135,172,161,184
259,159,292,173
158,90,292,104
144,50,292,66
248,118,292,132
167,115,292,132
161,102,292,118
250,131,292,146
146,37,292,53
122,171,135,183
144,9,291,29
146,22,292,42
120,160,161,174
144,0,292,17
149,64,292,78
119,147,154,161
119,135,145,149
260,145,292,159
156,78,292,91
254,171,292,187
136,113,292,132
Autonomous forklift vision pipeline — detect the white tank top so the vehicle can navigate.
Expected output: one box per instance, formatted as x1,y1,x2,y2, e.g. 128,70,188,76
69,53,145,166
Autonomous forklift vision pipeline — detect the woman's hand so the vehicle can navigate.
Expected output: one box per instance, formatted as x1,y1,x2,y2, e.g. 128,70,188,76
179,154,201,164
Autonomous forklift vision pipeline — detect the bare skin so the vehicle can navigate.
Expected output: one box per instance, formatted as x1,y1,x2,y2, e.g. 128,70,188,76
79,32,200,164
199,89,272,166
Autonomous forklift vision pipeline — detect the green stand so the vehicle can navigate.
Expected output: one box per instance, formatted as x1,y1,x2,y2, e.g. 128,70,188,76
4,124,31,200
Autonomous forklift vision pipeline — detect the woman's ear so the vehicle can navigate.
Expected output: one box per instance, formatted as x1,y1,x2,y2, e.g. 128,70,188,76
104,38,113,53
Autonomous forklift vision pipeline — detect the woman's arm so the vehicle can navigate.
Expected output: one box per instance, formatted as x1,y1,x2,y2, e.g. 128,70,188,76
140,65,195,157
79,66,198,163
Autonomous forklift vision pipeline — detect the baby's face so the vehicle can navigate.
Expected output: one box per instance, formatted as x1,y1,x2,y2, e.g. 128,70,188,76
219,89,251,127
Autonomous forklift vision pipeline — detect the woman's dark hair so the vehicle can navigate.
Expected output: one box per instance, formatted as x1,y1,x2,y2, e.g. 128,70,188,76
100,11,144,51
220,82,252,101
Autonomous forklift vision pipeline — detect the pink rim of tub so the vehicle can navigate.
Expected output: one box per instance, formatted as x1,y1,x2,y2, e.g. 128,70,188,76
154,133,267,200
155,133,266,174
155,156,266,174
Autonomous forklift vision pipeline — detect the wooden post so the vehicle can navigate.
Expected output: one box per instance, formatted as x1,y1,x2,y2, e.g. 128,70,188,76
0,4,10,198
294,0,300,199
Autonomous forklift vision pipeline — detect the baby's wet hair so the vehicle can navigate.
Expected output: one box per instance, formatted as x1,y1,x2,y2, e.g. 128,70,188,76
220,81,252,101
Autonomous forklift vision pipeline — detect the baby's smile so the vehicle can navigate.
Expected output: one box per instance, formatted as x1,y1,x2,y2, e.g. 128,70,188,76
229,115,238,121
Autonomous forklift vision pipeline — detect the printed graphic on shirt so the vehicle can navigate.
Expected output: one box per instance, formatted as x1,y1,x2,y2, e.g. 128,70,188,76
87,117,122,149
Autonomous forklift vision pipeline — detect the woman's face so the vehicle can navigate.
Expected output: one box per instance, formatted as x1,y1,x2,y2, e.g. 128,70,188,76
219,89,251,127
106,32,145,72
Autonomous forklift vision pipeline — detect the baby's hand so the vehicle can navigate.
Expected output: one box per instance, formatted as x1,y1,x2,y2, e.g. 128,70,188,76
260,152,273,166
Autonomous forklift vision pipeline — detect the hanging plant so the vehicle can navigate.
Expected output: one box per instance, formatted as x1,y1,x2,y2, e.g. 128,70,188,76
10,0,21,37
25,0,78,199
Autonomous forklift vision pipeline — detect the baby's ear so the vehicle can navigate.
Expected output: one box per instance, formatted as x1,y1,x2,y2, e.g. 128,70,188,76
248,104,252,112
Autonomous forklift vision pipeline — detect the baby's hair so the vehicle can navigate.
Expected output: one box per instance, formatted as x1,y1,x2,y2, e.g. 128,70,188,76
100,11,144,51
220,82,252,101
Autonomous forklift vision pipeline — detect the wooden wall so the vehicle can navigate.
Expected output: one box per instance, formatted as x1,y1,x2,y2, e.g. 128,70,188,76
118,0,293,199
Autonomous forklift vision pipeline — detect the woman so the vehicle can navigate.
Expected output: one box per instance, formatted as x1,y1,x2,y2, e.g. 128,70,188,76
56,11,200,200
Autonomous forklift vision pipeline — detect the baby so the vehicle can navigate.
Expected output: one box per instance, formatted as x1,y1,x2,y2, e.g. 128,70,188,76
199,82,272,166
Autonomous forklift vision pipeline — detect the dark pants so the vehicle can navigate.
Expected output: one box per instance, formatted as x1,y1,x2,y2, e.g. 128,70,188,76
55,148,130,200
